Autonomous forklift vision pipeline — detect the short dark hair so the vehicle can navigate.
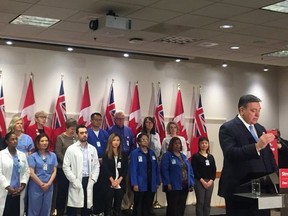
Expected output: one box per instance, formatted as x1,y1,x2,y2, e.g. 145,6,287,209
76,125,87,134
198,136,210,153
167,137,182,152
65,118,77,129
3,131,16,148
90,112,102,120
136,132,149,143
238,94,261,110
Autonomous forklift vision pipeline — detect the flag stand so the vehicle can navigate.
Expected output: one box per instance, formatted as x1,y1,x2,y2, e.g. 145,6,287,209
153,191,162,209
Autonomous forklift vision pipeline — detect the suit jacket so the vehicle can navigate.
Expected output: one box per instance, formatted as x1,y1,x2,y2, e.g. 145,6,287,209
218,116,277,198
101,151,129,191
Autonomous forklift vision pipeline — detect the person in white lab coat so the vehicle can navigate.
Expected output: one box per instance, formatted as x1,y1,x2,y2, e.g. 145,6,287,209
0,131,30,216
63,125,100,216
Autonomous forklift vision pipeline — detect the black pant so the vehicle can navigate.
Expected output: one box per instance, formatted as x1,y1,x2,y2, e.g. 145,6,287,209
3,194,20,216
67,177,91,216
133,191,155,216
56,168,69,215
165,189,188,216
105,188,125,216
93,171,105,214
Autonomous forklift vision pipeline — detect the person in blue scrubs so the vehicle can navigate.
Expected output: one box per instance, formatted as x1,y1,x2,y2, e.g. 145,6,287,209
28,133,58,216
130,133,160,216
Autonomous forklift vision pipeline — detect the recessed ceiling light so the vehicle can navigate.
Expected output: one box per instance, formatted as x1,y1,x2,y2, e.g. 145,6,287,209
222,62,228,68
262,0,288,14
6,41,13,45
123,53,129,57
10,15,60,27
175,59,181,63
263,66,269,72
220,24,233,29
67,47,73,52
230,46,240,50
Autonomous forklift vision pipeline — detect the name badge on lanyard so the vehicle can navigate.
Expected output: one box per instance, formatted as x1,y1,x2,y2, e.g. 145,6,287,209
97,141,101,147
43,163,48,170
205,159,210,166
117,161,121,168
138,156,143,162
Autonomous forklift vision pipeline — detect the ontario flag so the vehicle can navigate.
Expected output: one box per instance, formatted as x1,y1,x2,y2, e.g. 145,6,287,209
173,88,190,158
190,93,207,156
52,80,67,138
21,77,35,131
102,82,116,130
78,80,91,127
154,85,165,143
128,83,142,137
0,82,7,136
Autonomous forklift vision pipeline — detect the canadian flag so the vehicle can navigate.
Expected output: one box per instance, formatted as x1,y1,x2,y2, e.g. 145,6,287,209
154,85,166,143
21,77,35,131
0,79,7,136
173,88,190,158
190,93,208,156
102,81,116,130
52,80,67,138
128,83,142,137
78,80,91,127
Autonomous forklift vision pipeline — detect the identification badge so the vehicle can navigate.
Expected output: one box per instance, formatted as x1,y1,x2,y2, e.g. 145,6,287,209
172,159,176,164
152,156,156,160
117,161,121,168
126,140,130,146
138,156,143,162
97,141,101,147
43,163,48,170
205,159,210,166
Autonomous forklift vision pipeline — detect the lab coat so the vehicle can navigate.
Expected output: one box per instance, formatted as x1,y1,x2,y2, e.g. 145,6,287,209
0,148,30,215
63,141,100,208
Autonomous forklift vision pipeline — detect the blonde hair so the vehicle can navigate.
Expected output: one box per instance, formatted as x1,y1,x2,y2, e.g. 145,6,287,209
8,116,23,133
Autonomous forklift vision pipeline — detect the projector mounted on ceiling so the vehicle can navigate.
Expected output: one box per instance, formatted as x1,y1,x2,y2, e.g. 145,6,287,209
89,10,131,31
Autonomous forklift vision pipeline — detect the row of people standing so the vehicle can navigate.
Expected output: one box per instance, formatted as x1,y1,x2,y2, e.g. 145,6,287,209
0,109,216,216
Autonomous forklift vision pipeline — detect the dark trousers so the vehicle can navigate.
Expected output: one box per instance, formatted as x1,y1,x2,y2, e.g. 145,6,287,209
194,179,214,216
93,173,105,214
67,177,91,216
165,189,188,216
133,191,155,216
3,194,20,216
225,196,270,216
56,168,69,215
105,188,125,216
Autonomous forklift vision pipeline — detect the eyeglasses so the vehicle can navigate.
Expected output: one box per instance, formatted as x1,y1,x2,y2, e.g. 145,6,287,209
115,118,125,121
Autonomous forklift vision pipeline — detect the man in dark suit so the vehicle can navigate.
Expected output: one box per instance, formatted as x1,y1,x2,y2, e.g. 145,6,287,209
218,94,277,216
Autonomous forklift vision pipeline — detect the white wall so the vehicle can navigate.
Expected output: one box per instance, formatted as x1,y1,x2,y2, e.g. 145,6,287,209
0,45,281,206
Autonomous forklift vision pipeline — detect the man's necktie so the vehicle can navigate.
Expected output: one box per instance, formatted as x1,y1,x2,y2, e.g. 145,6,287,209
249,125,259,142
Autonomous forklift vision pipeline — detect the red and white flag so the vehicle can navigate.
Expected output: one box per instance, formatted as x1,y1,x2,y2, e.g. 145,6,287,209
21,77,35,131
0,78,7,137
102,82,116,130
52,80,67,138
78,80,91,127
154,85,166,143
190,93,208,156
173,88,190,157
128,83,142,137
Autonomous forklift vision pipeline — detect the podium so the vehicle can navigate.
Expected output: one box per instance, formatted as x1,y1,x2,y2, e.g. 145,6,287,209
235,171,288,215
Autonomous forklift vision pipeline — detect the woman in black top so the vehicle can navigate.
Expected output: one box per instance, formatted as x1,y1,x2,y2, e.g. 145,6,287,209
102,133,129,216
191,137,216,216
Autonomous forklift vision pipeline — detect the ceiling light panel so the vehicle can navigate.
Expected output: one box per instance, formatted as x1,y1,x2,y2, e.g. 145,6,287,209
262,1,288,14
263,50,288,57
10,15,60,27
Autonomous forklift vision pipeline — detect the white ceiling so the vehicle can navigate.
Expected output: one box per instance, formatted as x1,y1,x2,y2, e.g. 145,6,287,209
1,0,288,66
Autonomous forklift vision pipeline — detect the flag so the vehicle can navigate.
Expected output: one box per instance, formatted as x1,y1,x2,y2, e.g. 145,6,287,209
21,77,35,131
154,86,166,143
173,88,190,158
78,80,91,127
128,83,142,137
0,82,7,136
102,82,116,130
190,93,207,156
52,80,67,138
